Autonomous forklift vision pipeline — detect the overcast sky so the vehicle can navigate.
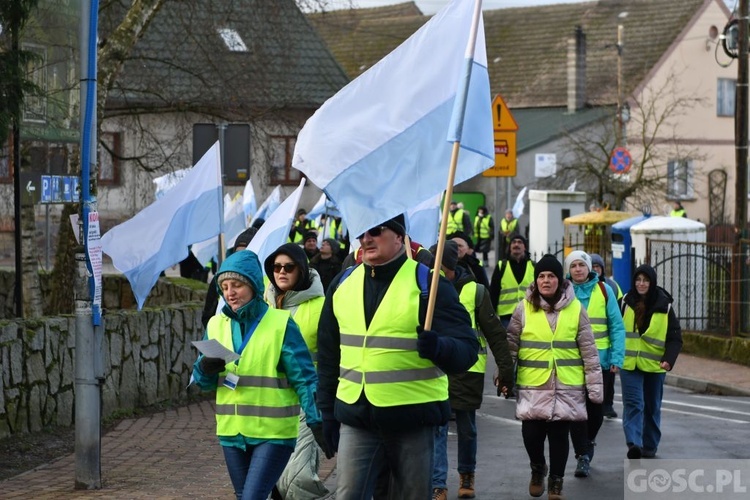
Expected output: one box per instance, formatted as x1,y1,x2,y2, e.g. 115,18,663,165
322,0,736,15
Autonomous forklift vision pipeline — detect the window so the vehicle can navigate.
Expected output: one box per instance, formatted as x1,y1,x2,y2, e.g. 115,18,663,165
22,44,48,123
270,136,301,185
667,159,694,199
717,78,736,117
98,132,121,184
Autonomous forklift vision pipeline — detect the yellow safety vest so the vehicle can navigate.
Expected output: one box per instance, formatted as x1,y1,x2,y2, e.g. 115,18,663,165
622,306,668,373
210,309,300,439
292,296,325,365
474,216,491,240
670,209,686,218
517,299,584,387
446,209,465,234
496,260,535,316
587,285,611,350
333,260,448,406
500,218,518,238
458,281,487,374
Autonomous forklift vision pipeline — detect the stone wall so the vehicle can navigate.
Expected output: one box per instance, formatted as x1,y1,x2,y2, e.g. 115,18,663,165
0,280,208,439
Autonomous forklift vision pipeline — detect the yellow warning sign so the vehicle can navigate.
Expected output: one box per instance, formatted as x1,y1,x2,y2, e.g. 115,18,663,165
491,94,518,132
483,131,516,177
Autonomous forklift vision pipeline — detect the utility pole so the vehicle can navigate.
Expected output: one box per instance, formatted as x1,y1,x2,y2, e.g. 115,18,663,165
616,24,624,147
11,5,24,318
732,0,748,336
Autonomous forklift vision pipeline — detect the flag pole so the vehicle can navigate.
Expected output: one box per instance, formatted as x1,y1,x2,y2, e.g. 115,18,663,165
424,0,483,330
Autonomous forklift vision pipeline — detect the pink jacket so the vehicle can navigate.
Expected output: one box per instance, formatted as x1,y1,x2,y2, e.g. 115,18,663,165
507,280,603,421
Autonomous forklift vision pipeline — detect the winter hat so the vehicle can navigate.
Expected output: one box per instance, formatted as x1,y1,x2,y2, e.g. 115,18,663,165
233,227,258,250
534,254,563,282
304,231,318,243
296,208,307,216
322,238,339,251
564,250,592,277
264,242,311,291
251,218,265,229
509,233,527,248
448,231,474,249
217,271,253,288
429,240,459,272
381,214,406,238
590,253,606,272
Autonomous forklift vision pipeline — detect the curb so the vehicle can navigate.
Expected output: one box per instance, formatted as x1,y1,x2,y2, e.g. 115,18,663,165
665,373,750,397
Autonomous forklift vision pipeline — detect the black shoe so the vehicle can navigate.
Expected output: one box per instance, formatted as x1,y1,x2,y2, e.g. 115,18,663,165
603,405,618,418
642,448,657,458
627,445,642,459
574,454,590,478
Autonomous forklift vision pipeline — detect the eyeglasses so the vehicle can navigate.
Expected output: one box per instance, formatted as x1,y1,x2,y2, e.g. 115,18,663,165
273,263,297,273
357,226,388,240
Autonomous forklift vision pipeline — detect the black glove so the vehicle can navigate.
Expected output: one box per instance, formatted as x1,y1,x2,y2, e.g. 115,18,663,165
309,422,335,459
199,356,226,376
321,412,340,458
416,326,441,361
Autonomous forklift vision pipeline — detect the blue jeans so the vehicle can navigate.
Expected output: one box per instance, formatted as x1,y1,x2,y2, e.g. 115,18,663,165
620,369,666,453
337,423,434,500
222,442,294,500
433,410,477,488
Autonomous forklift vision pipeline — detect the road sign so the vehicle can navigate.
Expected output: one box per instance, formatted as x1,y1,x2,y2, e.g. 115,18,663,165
609,146,632,174
40,174,80,204
483,131,517,177
491,94,518,132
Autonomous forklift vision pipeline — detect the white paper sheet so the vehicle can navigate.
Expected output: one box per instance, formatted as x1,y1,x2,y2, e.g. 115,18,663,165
191,339,240,362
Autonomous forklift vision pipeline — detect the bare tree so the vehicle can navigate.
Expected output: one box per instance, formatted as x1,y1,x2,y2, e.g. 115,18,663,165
555,72,709,213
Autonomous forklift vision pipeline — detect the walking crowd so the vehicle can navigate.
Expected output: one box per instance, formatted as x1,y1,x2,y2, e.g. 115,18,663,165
190,204,683,500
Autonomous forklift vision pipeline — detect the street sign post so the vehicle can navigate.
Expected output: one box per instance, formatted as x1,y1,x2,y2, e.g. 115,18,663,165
483,94,519,178
609,146,632,174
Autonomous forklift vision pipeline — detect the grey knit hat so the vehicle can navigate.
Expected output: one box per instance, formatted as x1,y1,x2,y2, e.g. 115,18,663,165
216,271,253,288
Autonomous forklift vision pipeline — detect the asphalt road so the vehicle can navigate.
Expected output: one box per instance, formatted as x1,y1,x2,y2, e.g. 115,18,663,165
324,366,750,499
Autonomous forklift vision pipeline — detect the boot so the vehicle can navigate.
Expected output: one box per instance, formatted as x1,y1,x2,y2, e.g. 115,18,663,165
529,463,548,497
548,475,564,500
458,472,475,498
431,487,447,500
574,454,590,478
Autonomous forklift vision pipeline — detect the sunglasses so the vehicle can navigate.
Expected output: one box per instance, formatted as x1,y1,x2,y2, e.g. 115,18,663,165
273,263,297,273
357,226,388,240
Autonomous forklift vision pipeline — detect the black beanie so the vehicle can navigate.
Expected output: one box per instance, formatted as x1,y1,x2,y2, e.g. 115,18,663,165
381,214,406,238
429,240,459,272
448,231,474,249
233,227,258,250
534,254,563,282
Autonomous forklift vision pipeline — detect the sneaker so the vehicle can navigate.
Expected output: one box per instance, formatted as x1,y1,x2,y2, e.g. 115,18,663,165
603,405,618,418
432,487,448,500
627,444,642,459
458,472,475,498
574,454,590,478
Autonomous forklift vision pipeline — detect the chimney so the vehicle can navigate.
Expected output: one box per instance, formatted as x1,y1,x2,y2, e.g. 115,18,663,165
567,26,587,113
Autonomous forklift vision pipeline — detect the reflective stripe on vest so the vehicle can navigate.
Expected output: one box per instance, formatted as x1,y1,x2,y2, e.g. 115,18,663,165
210,309,300,439
333,260,448,406
622,306,668,373
474,216,491,239
587,285,611,350
517,299,585,387
458,281,486,374
496,260,534,316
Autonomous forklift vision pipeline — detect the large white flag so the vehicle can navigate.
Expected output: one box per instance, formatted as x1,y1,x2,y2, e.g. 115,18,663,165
292,0,493,239
191,192,246,265
247,179,306,265
512,187,527,219
101,142,222,309
242,178,257,220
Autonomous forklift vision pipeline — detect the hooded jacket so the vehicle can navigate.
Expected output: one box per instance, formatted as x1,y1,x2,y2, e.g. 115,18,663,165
620,264,682,369
507,280,603,421
191,250,320,449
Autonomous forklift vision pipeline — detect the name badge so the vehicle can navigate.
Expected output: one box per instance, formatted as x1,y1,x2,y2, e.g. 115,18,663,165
223,372,239,390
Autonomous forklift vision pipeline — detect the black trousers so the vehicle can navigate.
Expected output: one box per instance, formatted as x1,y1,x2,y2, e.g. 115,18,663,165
570,394,604,456
522,420,571,478
603,369,616,407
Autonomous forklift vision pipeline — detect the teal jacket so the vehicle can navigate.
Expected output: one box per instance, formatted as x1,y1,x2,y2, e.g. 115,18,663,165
568,272,626,370
192,250,320,450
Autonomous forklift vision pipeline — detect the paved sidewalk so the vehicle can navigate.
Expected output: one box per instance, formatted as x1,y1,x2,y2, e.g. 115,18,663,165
1,353,747,498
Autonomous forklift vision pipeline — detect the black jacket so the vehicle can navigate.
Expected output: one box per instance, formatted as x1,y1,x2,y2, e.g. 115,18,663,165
317,250,479,431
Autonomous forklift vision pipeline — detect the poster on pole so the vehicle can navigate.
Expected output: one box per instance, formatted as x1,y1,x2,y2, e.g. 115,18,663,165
87,211,103,325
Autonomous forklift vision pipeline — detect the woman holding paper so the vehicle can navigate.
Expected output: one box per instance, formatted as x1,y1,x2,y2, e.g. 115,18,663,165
192,250,331,500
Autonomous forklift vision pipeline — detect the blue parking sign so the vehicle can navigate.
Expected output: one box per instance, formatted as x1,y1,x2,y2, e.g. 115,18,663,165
63,177,72,202
41,176,51,203
71,176,79,202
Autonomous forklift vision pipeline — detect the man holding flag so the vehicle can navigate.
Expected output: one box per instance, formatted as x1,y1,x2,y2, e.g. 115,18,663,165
316,215,478,499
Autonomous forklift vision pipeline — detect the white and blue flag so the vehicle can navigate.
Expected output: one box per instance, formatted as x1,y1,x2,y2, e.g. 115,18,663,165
242,178,257,221
246,179,306,265
407,194,442,248
292,0,493,240
101,142,222,309
250,185,282,227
